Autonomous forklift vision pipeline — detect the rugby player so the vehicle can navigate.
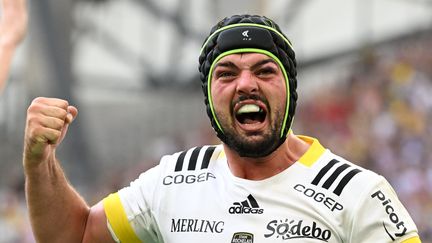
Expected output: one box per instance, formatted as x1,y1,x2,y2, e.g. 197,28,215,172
22,14,421,242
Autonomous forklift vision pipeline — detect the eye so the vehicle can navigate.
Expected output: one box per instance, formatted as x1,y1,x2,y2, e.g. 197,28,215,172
215,70,236,80
256,67,276,77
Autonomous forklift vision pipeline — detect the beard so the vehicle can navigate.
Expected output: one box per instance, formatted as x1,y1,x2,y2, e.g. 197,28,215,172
224,124,281,158
216,95,285,158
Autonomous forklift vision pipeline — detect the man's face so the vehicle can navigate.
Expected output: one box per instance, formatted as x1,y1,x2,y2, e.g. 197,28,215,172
210,53,287,157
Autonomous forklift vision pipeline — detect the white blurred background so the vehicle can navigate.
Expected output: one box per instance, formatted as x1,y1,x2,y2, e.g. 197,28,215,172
1,0,432,242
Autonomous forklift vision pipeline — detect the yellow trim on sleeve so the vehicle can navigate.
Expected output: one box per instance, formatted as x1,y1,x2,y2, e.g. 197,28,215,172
297,136,326,167
103,193,142,243
402,236,422,243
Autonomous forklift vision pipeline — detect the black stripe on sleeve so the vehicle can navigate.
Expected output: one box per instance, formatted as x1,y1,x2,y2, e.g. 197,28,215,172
322,163,351,189
201,146,216,169
188,146,202,171
311,159,340,185
174,151,187,172
333,168,362,196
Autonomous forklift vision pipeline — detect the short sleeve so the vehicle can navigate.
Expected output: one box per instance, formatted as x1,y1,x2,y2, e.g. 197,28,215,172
349,176,421,243
103,165,163,243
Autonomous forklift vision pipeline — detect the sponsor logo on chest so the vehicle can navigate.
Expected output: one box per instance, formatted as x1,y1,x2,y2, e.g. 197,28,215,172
264,219,332,241
293,184,344,212
229,194,264,214
163,172,216,185
170,218,224,233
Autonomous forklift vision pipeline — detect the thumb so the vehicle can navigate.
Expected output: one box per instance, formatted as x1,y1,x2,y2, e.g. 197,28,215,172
65,105,78,124
56,105,78,146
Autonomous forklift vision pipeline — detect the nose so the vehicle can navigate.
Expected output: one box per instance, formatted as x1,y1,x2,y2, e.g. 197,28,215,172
235,71,258,95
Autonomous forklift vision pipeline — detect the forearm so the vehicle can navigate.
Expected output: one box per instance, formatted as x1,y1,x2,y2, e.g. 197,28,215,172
0,0,28,91
24,155,90,243
0,43,15,92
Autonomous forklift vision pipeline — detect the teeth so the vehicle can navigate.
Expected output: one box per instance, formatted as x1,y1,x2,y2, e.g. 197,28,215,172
237,104,261,114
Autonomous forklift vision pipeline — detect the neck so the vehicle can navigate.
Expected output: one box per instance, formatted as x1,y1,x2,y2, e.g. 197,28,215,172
223,133,310,180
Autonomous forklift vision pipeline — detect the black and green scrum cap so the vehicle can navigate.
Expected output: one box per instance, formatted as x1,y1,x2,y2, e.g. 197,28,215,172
198,14,298,147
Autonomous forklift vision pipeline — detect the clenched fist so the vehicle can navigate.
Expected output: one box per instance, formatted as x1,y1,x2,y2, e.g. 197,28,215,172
23,97,78,169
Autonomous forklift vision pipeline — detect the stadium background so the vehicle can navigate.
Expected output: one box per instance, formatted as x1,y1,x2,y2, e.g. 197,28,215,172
0,0,431,241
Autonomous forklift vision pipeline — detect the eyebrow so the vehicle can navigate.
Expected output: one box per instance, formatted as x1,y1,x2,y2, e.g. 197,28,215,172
214,58,277,71
250,58,277,70
214,61,237,70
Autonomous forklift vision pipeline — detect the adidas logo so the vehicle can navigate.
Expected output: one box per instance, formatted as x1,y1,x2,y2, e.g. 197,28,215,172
229,194,264,214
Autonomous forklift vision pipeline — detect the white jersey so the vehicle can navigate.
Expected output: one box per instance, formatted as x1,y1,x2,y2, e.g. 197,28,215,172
103,136,421,243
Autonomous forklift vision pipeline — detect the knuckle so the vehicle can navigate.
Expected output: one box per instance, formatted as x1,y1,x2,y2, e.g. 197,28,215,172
27,101,43,114
26,114,40,126
54,98,69,108
58,108,68,117
26,103,36,114
32,96,45,104
61,99,69,107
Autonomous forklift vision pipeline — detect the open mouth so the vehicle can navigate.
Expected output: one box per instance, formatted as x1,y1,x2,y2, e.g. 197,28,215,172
235,104,267,124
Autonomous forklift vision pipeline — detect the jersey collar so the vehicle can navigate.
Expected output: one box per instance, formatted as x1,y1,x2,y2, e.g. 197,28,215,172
217,135,326,167
297,135,326,167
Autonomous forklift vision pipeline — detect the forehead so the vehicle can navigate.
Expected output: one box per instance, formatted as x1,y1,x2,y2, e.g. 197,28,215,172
215,53,276,66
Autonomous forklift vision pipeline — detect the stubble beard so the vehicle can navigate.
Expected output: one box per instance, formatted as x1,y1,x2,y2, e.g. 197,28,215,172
217,109,284,158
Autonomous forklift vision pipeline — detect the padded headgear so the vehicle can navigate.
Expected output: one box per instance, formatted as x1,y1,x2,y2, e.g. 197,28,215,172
198,14,298,148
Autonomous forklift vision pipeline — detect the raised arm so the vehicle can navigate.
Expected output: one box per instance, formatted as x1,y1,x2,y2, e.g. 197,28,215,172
0,0,28,92
23,97,115,243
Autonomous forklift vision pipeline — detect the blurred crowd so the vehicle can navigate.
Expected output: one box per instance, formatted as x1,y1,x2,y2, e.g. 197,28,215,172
296,34,432,241
1,34,432,243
